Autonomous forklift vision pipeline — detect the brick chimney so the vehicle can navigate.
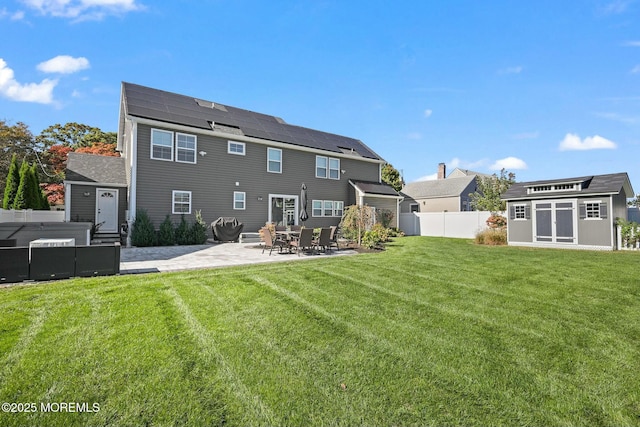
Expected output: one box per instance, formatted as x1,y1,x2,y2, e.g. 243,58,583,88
437,162,446,180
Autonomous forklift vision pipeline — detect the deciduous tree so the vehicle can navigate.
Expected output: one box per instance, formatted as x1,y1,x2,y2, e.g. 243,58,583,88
469,169,515,212
381,163,404,192
0,120,35,200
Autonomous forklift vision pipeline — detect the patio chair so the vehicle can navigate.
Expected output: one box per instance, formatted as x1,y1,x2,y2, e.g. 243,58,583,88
289,227,315,256
290,225,302,231
328,225,340,251
261,227,287,255
315,227,332,253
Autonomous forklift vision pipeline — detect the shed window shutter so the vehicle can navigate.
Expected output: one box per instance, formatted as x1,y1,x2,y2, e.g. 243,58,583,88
509,205,515,220
525,205,531,220
579,204,586,219
600,202,608,219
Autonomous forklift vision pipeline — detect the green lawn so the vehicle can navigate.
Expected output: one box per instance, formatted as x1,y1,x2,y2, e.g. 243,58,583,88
1,237,639,426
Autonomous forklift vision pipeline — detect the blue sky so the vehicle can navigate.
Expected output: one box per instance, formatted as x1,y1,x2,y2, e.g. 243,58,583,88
1,0,639,192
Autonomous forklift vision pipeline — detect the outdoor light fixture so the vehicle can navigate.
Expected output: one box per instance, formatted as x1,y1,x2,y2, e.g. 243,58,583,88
199,151,207,156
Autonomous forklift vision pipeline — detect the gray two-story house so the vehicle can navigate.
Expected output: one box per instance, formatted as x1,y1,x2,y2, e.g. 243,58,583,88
68,82,399,239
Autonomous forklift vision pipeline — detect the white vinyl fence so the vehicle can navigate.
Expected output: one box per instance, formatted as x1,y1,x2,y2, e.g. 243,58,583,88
0,209,65,223
399,211,496,239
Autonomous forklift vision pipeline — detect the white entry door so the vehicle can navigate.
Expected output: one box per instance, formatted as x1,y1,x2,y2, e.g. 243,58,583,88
96,188,119,233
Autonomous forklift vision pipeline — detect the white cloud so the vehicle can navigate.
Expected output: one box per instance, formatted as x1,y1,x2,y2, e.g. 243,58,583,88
423,109,432,118
21,0,143,21
1,8,25,20
594,112,639,124
406,132,422,140
558,133,617,151
622,40,640,47
490,157,528,170
499,66,523,75
416,173,438,181
631,65,640,74
37,55,90,74
601,0,632,14
512,131,539,140
0,58,57,104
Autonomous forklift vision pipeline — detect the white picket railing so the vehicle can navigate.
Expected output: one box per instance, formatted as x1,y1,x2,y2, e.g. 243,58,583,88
0,209,65,223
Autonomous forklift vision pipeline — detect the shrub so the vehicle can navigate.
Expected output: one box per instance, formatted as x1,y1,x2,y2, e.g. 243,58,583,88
131,209,156,247
371,223,391,242
158,215,175,246
616,218,640,248
340,205,374,245
486,214,507,229
189,210,209,244
362,229,383,249
377,209,395,229
175,215,191,245
259,223,276,242
475,228,507,245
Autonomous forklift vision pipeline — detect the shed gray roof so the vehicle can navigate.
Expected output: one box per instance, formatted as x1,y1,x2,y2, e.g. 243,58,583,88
121,82,383,161
350,180,401,197
65,152,127,186
400,175,477,199
502,172,634,200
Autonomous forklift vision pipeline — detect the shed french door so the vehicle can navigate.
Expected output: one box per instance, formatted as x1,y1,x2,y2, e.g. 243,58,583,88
533,200,576,244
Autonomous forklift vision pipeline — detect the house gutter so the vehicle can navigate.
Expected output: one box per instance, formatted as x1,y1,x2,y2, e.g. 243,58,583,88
128,115,386,165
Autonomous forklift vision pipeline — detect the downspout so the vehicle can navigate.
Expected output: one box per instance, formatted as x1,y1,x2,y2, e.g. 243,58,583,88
64,182,71,222
127,119,138,248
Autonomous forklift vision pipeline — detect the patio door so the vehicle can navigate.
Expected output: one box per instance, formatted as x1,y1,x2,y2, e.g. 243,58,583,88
269,195,298,227
96,188,118,233
533,200,576,244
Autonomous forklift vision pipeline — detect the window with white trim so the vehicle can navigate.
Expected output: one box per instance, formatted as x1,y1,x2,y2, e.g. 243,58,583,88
172,190,191,214
514,205,526,219
267,148,282,173
315,156,340,179
312,200,344,217
233,191,246,210
176,133,196,163
151,129,173,161
585,202,601,218
228,141,245,155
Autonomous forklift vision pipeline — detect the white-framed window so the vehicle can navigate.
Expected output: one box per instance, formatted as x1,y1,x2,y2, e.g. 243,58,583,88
233,191,246,210
176,133,196,163
585,202,601,218
267,148,282,173
228,141,245,156
514,205,526,219
316,156,340,179
329,158,340,179
172,190,191,214
151,129,174,161
312,200,322,217
333,201,344,217
312,200,344,217
316,156,327,178
410,203,419,213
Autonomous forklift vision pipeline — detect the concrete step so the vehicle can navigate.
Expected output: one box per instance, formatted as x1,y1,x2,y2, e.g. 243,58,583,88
239,232,261,243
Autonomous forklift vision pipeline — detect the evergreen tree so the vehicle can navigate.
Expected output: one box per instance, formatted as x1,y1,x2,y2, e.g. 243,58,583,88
30,163,48,210
11,160,30,210
131,210,157,247
2,154,20,209
381,163,404,192
158,215,175,246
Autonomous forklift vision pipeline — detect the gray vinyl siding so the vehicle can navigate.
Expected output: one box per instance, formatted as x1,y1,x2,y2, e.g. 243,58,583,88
506,201,532,243
69,184,127,228
576,196,612,247
364,197,399,228
134,124,380,231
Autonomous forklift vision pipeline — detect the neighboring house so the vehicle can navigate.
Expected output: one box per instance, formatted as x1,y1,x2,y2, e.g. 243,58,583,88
502,172,634,250
64,152,128,238
102,82,400,235
400,163,488,213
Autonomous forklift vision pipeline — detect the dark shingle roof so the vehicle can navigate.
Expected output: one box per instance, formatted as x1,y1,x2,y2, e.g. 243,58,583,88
350,180,401,197
400,175,477,199
65,153,127,185
502,172,633,200
121,82,383,160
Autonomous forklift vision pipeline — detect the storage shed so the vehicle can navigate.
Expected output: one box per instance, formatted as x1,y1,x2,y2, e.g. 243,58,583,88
502,173,634,250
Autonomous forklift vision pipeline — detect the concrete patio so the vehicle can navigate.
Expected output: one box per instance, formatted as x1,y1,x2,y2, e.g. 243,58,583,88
120,242,357,274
